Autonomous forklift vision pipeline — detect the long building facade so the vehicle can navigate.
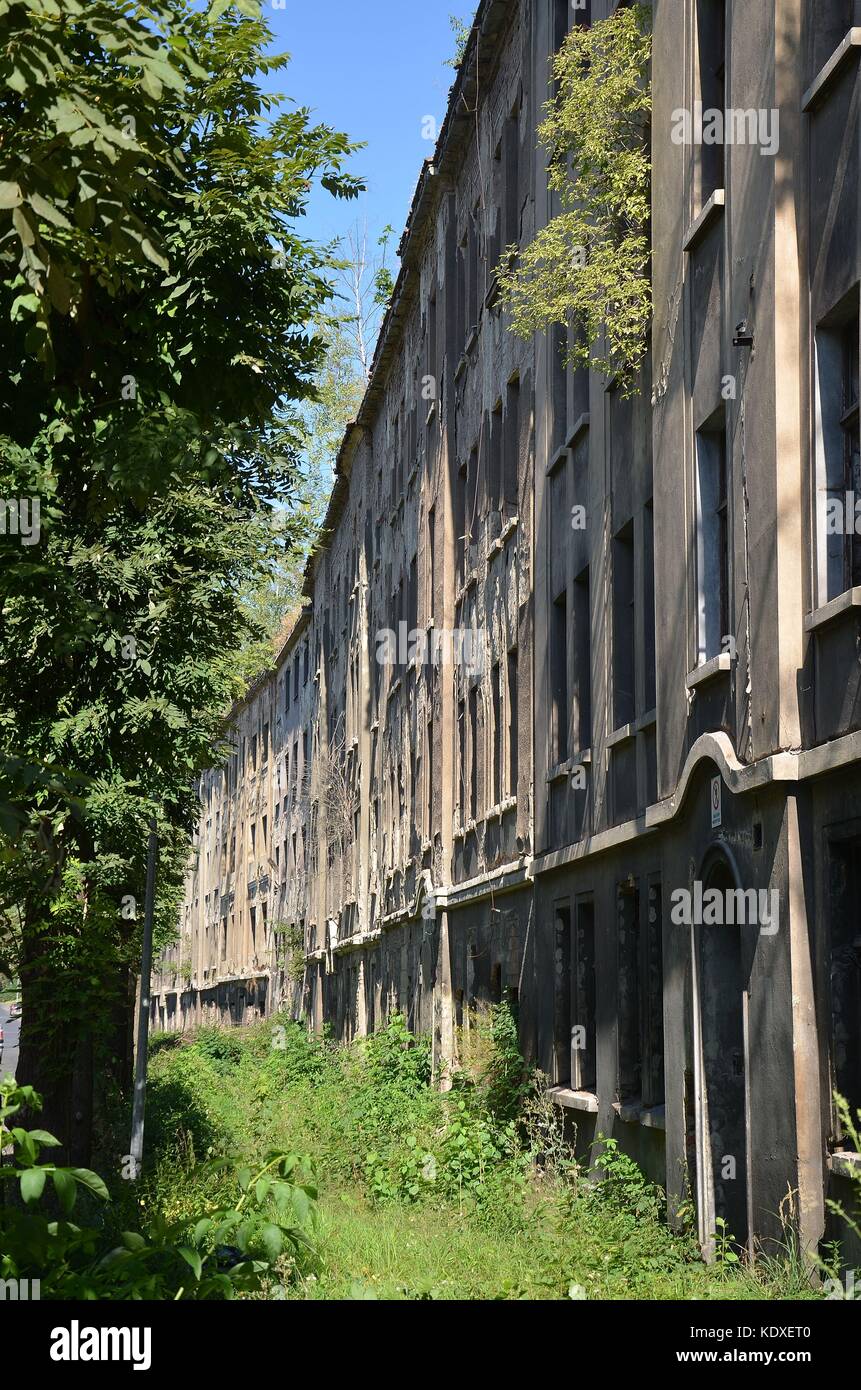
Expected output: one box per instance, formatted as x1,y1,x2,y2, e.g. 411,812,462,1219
152,0,861,1261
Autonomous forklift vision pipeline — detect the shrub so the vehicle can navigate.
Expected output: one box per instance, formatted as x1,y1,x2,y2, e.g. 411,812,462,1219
0,1080,318,1299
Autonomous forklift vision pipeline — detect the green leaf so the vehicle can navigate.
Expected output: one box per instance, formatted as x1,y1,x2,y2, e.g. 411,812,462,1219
177,1245,202,1280
140,238,169,272
12,207,35,247
140,69,162,102
69,1167,110,1201
27,1129,61,1146
292,1186,310,1225
11,292,40,320
20,1166,46,1203
260,1223,282,1262
27,191,73,230
51,1168,76,1213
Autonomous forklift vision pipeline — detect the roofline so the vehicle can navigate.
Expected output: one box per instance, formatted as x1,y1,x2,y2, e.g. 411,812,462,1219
300,0,514,593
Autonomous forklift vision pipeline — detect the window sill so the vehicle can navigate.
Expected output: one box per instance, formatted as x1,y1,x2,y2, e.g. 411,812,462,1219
828,1149,861,1180
547,758,572,784
485,795,517,823
454,353,467,382
568,412,590,447
465,325,479,355
548,1086,598,1114
546,442,568,476
614,1099,666,1130
804,586,861,632
488,515,518,559
606,722,636,749
802,29,861,111
683,189,726,253
453,819,478,841
484,272,500,311
685,652,733,690
455,571,479,605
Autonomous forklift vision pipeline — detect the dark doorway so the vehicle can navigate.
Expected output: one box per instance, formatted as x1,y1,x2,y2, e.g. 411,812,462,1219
699,855,749,1250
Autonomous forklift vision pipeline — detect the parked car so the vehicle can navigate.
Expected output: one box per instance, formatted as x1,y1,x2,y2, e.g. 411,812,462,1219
8,1001,21,1020
0,1023,4,1059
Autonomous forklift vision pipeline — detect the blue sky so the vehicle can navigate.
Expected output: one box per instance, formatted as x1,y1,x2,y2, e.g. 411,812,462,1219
263,1,474,271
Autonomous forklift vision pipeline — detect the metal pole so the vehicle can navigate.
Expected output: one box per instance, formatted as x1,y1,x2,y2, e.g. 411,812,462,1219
130,818,158,1177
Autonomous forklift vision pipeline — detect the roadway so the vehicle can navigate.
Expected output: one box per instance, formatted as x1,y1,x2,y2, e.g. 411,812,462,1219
0,1002,20,1081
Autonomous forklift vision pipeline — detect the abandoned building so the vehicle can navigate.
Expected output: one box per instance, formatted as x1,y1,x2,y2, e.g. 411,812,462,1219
152,0,861,1260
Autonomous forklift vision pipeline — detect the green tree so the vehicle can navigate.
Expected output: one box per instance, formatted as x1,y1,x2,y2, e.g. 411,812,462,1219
497,4,652,393
0,0,362,1160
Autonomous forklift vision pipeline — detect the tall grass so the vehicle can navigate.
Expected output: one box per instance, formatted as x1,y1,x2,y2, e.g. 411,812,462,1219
130,1008,821,1301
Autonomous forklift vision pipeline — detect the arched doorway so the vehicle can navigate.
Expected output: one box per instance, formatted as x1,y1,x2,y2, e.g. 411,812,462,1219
692,844,751,1258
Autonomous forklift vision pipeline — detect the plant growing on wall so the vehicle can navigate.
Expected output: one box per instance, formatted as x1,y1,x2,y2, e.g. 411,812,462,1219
497,4,652,394
273,920,306,983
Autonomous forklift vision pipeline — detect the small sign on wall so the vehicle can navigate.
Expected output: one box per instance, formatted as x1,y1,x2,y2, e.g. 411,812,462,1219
710,776,722,829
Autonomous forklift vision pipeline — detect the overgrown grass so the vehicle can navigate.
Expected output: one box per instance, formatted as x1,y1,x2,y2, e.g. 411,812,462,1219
131,1008,821,1301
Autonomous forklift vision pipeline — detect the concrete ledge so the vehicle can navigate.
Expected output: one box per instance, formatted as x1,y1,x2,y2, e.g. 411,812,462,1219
804,586,861,632
546,442,568,476
548,1086,598,1113
435,859,532,912
798,729,861,781
567,412,590,446
828,1149,861,1180
802,29,861,111
682,189,725,252
614,1099,666,1130
606,722,636,749
686,651,733,690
